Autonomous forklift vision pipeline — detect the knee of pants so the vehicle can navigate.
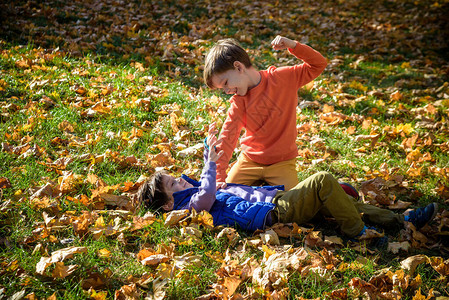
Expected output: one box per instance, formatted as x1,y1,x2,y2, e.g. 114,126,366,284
312,171,335,185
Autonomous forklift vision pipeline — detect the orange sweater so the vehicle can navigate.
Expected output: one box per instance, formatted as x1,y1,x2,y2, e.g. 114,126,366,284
216,42,327,182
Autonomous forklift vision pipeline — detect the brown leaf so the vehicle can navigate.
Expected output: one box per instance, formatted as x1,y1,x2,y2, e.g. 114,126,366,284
131,212,156,231
388,200,412,210
101,193,133,210
52,262,78,278
81,272,107,290
137,248,156,261
269,223,298,238
305,231,323,248
30,182,60,199
330,288,347,299
0,177,11,189
216,227,240,246
75,86,87,95
358,228,385,240
148,151,176,168
387,241,410,254
58,172,84,194
324,235,344,247
390,90,403,101
214,276,242,299
348,277,378,298
114,283,140,300
58,120,75,133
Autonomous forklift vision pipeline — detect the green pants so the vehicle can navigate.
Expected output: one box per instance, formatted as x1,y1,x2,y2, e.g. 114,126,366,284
272,171,405,237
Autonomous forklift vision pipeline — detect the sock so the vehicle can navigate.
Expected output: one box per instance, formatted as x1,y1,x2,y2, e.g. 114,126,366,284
357,225,368,237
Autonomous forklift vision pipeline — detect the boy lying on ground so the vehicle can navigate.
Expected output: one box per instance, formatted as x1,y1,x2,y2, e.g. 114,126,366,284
138,124,438,244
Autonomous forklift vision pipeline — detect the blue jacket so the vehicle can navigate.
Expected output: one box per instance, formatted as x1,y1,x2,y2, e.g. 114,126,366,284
172,163,281,232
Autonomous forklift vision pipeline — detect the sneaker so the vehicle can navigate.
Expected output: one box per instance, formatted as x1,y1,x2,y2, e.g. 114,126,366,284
354,225,388,248
405,203,438,229
339,182,360,200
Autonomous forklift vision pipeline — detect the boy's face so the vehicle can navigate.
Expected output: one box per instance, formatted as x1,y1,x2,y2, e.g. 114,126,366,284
211,63,249,96
161,174,193,210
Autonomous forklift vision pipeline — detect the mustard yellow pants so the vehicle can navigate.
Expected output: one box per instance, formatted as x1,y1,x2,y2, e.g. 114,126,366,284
226,153,299,191
273,171,405,237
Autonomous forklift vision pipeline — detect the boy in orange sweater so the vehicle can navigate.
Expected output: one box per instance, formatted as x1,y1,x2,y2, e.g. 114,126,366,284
203,35,327,190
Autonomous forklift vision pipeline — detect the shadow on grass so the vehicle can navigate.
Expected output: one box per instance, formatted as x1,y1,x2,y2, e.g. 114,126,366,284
1,0,448,93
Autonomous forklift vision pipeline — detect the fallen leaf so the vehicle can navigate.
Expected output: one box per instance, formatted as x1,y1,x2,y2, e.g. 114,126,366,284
400,255,429,275
0,177,11,189
260,229,280,245
216,227,240,246
428,256,449,276
98,248,111,259
141,254,170,266
115,283,140,300
36,246,87,275
387,241,410,254
164,209,189,226
52,261,78,278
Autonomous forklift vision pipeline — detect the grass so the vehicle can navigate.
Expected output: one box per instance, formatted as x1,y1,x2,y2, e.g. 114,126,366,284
1,0,449,298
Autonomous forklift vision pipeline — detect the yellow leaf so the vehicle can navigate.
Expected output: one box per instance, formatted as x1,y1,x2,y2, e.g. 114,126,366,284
406,149,422,163
261,244,275,260
397,123,414,135
98,248,111,258
401,62,411,69
412,288,431,300
89,289,108,300
95,216,106,227
21,123,34,132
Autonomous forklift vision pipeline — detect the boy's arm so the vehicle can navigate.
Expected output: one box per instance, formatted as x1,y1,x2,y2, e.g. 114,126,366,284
272,35,327,88
215,100,245,183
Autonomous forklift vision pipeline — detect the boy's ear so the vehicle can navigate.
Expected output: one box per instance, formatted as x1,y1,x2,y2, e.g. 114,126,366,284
161,196,174,211
233,61,244,72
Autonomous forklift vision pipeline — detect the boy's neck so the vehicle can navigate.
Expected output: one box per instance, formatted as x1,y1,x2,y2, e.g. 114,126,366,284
246,67,261,90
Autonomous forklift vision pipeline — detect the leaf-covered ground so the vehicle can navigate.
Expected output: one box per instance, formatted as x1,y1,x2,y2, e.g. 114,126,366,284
1,0,449,299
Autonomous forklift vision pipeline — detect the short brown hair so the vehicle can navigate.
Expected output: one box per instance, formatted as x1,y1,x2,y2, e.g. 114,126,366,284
137,171,170,211
203,38,252,88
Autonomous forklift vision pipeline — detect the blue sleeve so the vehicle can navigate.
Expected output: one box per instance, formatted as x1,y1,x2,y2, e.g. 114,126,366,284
188,160,217,212
203,137,209,162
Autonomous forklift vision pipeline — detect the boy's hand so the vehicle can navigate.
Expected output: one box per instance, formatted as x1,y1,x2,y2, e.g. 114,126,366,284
207,122,219,144
208,143,223,162
216,181,227,190
271,35,297,50
207,122,224,163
